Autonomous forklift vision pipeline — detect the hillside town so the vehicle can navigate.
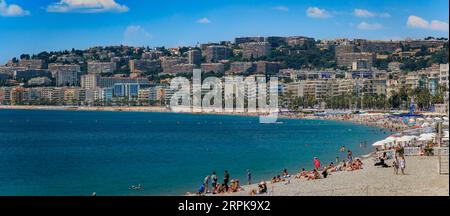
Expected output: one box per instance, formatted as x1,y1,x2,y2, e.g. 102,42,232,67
0,36,448,113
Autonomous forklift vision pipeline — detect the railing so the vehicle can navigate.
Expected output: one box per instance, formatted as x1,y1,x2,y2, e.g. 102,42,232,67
436,147,449,175
377,147,448,157
404,147,421,156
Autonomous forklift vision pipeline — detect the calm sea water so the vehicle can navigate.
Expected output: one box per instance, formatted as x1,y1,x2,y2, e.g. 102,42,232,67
0,109,389,196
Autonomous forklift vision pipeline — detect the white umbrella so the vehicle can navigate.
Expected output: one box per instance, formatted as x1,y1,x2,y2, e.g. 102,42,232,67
401,135,417,142
401,135,418,146
382,137,398,147
443,117,449,121
372,137,396,147
372,140,385,147
418,133,436,141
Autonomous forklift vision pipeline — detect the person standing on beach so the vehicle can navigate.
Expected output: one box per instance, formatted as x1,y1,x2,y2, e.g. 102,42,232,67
347,150,353,163
247,169,252,185
211,172,218,189
399,156,406,175
223,170,230,191
393,156,399,175
314,157,321,170
204,175,210,193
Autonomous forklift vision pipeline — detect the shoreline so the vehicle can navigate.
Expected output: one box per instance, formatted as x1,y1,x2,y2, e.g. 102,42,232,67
0,105,404,129
4,105,445,196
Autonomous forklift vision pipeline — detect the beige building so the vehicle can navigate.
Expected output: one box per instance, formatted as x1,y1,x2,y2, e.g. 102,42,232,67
87,61,116,74
440,63,449,87
81,74,100,89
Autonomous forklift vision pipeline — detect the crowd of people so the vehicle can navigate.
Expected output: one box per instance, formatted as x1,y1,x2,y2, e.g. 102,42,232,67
374,147,407,175
192,146,369,196
293,150,364,182
196,170,247,195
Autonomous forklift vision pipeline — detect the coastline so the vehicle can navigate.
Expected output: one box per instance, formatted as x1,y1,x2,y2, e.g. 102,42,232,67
4,105,441,197
0,105,405,130
0,105,170,113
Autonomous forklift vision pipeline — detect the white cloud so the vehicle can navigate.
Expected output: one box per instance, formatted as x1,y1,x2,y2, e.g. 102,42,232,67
196,17,211,24
357,22,383,30
354,9,375,17
46,0,129,13
407,15,449,32
354,8,390,18
407,15,429,28
123,25,152,46
0,0,30,17
429,20,449,32
273,6,289,12
306,7,330,19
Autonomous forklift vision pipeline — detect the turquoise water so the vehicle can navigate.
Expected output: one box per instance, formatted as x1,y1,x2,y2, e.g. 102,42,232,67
0,109,389,196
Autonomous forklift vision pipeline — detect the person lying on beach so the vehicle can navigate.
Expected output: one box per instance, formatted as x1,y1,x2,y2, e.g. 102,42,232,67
350,159,363,170
216,183,226,194
271,175,285,183
229,179,237,193
250,181,267,195
327,162,337,172
307,169,320,180
295,168,309,179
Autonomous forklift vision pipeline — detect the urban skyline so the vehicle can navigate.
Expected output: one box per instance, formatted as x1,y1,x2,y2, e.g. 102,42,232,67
1,0,449,63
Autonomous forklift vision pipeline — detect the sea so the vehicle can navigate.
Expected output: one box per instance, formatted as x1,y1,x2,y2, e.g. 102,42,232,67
0,109,390,196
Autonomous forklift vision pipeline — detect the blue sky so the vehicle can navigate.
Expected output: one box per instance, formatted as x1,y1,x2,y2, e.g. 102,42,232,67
0,0,449,63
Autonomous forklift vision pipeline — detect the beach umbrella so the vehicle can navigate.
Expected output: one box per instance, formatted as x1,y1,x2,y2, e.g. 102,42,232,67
418,133,436,142
434,117,442,122
421,122,430,127
382,137,398,147
443,131,449,138
398,135,418,146
372,140,385,147
443,117,449,121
